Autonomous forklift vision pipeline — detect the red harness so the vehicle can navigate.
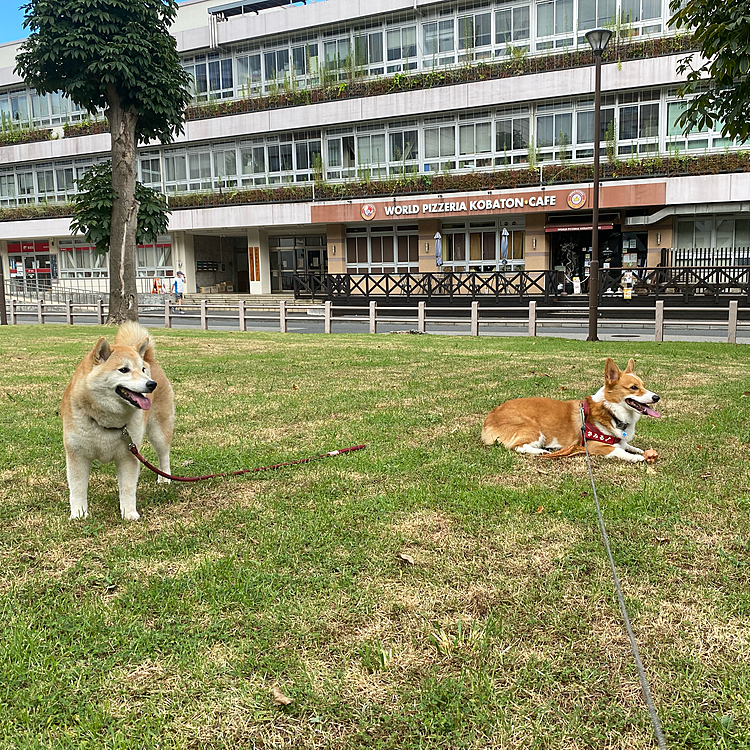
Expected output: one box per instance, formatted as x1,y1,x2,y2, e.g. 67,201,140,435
580,400,621,446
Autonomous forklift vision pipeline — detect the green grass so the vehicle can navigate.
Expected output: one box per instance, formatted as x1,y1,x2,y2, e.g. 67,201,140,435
1,325,750,749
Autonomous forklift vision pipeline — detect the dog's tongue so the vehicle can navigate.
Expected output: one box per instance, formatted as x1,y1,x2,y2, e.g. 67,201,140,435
645,406,661,418
130,390,151,410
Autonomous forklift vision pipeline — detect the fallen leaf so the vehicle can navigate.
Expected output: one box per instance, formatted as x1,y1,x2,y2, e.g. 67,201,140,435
272,687,293,706
655,537,670,544
537,506,544,513
646,466,656,475
397,552,415,565
700,472,712,479
743,392,750,398
292,384,298,390
181,459,195,466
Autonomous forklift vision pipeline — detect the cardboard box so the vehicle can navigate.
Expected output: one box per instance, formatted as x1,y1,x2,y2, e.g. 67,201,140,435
225,284,234,292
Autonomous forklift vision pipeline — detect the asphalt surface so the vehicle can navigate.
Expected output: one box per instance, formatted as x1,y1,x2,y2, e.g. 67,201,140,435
8,304,749,343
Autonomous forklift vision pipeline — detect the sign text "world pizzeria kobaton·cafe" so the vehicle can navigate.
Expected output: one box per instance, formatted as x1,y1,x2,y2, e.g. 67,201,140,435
374,193,559,218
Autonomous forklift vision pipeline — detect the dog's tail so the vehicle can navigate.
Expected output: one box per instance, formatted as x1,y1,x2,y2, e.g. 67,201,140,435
115,321,155,363
540,442,586,459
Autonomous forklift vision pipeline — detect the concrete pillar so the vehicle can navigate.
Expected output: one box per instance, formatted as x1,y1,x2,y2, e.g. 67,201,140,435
173,232,196,293
247,227,271,294
523,214,548,271
418,218,441,273
648,219,673,267
326,223,346,275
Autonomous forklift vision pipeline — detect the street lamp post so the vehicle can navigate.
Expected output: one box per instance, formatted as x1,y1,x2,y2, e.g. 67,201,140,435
585,27,612,342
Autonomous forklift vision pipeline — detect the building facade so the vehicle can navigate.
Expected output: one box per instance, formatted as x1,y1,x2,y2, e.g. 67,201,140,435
0,0,748,298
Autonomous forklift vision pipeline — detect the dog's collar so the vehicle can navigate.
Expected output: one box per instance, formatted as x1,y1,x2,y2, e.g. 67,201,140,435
89,416,127,432
580,400,622,445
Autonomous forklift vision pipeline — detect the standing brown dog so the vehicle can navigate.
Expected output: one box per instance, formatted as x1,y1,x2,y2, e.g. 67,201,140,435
61,322,174,520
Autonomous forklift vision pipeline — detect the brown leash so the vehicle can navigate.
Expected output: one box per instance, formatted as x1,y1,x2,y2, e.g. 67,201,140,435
120,428,366,483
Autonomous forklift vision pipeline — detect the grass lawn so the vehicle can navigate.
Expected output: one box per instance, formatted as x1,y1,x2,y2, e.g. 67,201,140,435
1,325,749,749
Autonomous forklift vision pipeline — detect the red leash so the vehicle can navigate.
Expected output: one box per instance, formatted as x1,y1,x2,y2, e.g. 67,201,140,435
123,431,366,483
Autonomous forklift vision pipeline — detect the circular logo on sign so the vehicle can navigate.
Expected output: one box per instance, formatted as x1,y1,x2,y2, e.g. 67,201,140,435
361,203,376,221
567,190,586,209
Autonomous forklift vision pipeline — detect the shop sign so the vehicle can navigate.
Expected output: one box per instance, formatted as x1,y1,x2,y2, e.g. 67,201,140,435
380,193,557,218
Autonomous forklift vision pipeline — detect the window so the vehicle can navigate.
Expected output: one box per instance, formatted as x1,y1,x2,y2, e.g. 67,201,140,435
354,32,384,74
423,19,455,66
578,0,616,31
575,106,615,158
618,92,660,154
441,223,525,271
267,140,294,181
58,240,110,279
346,225,418,273
36,167,55,196
496,109,530,164
458,12,492,58
237,53,262,94
389,128,419,174
673,218,750,266
188,150,212,189
56,164,75,196
213,146,238,186
324,38,351,75
459,121,492,169
386,26,417,72
424,125,456,171
291,43,319,83
357,132,387,178
240,140,267,185
536,102,573,160
495,5,530,53
164,150,188,192
536,0,574,48
264,48,290,85
326,133,356,179
620,0,663,33
184,54,233,100
137,237,174,278
140,155,161,186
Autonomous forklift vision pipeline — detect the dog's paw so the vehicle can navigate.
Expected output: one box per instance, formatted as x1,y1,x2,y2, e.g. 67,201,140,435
157,476,171,485
69,509,88,520
122,509,141,521
628,454,645,463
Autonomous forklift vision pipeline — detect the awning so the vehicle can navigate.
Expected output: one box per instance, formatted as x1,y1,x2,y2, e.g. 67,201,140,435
545,213,619,233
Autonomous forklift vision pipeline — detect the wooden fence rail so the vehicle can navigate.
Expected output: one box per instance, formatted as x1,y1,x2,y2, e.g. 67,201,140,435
4,298,746,344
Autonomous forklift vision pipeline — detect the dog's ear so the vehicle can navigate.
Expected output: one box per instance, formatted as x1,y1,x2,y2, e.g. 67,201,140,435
604,358,621,384
136,336,150,359
625,358,636,373
93,337,111,364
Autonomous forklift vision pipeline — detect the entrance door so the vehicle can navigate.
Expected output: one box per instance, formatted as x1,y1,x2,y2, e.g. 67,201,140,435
235,250,249,293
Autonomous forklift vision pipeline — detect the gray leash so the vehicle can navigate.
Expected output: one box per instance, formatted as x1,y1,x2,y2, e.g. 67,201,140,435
579,407,668,750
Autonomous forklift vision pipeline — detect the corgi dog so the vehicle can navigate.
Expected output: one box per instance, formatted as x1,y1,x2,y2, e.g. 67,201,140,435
481,358,660,462
61,322,174,520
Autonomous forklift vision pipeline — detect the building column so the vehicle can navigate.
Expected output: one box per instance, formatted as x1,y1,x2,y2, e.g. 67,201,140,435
172,232,196,293
648,219,673,266
419,218,441,272
248,227,270,294
326,223,346,274
523,213,548,271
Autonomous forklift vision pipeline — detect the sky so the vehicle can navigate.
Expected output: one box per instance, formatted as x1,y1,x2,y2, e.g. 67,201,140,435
0,0,326,46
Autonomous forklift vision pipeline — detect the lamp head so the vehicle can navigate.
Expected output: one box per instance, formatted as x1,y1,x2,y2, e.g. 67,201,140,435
585,27,613,54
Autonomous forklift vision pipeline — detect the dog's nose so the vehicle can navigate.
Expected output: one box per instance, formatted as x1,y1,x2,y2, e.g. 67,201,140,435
145,380,157,392
652,394,660,402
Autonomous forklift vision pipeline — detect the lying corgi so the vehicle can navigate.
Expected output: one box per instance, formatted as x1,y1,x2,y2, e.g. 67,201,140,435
61,322,174,520
481,358,660,462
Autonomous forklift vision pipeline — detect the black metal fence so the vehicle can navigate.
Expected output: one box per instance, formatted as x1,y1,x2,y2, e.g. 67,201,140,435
293,266,750,304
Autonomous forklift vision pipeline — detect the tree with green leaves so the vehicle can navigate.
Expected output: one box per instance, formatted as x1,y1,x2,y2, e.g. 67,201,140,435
670,0,750,142
16,0,191,323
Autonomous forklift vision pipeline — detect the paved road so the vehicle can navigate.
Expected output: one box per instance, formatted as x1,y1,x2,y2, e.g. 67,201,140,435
8,305,748,343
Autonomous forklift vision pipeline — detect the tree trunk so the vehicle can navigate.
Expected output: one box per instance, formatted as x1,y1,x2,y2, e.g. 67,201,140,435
106,85,140,324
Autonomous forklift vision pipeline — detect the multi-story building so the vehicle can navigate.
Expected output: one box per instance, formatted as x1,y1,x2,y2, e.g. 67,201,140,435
0,0,747,298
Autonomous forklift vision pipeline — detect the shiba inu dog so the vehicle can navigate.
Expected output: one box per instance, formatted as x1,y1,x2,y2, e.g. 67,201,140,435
61,322,174,520
481,358,660,462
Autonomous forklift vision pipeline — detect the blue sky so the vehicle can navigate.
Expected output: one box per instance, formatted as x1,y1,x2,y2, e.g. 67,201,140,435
0,0,325,46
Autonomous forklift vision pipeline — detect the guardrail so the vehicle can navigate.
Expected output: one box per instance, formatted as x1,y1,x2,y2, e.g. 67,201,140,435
4,298,747,343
